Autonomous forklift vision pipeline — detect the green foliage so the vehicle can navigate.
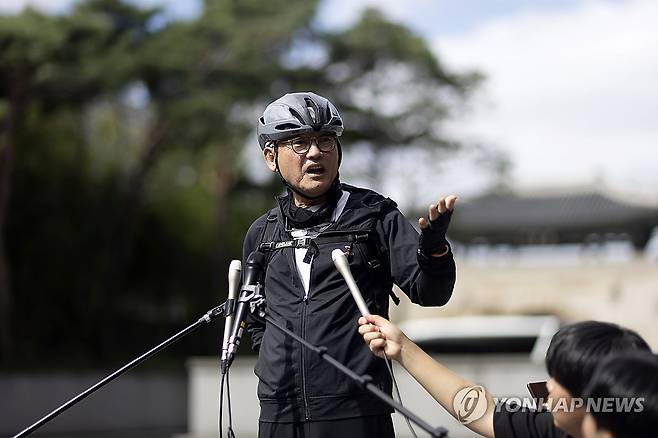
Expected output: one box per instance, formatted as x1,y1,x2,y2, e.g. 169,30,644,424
321,8,483,149
0,0,483,369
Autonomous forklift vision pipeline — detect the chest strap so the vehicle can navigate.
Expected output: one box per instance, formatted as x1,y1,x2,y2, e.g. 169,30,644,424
259,233,369,251
257,225,400,306
258,233,370,263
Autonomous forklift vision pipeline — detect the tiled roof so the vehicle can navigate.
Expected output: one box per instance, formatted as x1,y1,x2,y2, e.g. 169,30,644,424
443,191,658,248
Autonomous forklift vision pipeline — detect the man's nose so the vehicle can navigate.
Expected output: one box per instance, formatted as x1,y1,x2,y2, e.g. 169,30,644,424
305,142,323,157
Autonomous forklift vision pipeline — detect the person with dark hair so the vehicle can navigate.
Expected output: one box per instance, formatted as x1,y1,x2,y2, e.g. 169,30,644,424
358,316,652,438
581,352,658,438
540,321,652,437
243,92,458,438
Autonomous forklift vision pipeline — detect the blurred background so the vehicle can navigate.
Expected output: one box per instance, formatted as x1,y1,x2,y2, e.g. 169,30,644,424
1,0,656,437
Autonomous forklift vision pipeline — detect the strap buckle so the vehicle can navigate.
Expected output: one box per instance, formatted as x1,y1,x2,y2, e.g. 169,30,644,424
293,237,312,248
259,242,275,251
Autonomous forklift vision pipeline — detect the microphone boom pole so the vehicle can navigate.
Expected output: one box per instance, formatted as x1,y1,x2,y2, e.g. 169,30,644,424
250,308,449,438
12,302,231,438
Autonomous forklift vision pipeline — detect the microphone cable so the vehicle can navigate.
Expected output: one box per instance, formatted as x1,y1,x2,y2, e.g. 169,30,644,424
226,370,235,438
384,353,418,438
218,371,225,438
218,368,236,438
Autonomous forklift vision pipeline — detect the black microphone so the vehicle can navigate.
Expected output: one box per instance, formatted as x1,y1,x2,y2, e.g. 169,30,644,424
222,251,266,373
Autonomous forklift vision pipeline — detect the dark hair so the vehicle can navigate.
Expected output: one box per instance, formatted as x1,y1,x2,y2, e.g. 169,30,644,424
583,352,658,438
545,321,650,397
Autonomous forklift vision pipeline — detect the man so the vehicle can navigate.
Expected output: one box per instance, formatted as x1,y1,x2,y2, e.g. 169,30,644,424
581,352,658,438
359,316,651,438
243,92,458,438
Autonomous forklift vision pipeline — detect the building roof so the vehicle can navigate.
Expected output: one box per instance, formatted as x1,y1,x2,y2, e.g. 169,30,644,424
446,191,658,249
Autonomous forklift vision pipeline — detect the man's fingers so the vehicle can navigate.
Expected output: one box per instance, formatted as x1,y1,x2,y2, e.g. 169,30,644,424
426,195,458,220
428,203,439,221
421,195,458,226
438,198,447,214
445,195,457,210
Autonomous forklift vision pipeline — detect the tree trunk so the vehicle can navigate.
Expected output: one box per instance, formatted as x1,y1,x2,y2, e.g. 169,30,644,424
95,117,168,359
0,73,26,363
0,151,12,362
209,156,237,350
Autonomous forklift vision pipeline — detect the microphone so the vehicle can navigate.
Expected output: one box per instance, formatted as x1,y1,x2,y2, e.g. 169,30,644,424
223,251,266,373
221,260,241,367
331,249,370,317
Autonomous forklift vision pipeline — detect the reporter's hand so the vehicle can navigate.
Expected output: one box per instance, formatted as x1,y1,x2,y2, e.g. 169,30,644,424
358,314,406,361
418,195,457,256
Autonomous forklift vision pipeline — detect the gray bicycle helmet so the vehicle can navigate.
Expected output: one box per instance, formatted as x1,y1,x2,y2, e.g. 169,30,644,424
257,92,344,150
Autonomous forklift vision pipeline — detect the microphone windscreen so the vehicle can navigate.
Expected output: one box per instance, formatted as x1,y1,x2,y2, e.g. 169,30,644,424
223,259,242,361
332,249,370,316
227,260,241,300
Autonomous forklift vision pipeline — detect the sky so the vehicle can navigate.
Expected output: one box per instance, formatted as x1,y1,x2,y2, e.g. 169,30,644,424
317,0,658,201
3,0,657,202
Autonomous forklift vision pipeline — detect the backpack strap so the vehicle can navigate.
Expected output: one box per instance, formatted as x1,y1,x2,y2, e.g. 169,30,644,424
254,209,400,306
255,208,279,273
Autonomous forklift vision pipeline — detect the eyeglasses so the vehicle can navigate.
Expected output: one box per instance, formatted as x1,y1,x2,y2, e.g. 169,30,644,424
278,135,337,154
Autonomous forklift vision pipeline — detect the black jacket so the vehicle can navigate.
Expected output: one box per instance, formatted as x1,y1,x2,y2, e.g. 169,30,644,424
242,184,456,422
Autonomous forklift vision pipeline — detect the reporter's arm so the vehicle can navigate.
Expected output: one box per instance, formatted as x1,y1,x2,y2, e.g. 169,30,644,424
360,315,496,438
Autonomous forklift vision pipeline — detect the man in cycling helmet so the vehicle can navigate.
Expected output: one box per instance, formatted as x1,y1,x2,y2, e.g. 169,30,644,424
243,91,458,438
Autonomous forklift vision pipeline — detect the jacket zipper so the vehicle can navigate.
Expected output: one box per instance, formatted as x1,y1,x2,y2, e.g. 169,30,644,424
302,253,315,300
300,294,310,420
288,243,313,420
289,244,311,421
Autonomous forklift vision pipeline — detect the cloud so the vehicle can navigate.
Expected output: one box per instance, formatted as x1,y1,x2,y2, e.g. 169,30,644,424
434,0,658,193
316,0,433,31
0,0,73,14
0,0,200,18
5,0,656,198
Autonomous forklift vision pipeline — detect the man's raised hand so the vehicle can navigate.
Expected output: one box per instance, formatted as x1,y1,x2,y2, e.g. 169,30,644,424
418,195,457,256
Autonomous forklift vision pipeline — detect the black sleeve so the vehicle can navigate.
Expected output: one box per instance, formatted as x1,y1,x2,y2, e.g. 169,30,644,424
242,214,268,352
377,206,456,307
493,404,567,438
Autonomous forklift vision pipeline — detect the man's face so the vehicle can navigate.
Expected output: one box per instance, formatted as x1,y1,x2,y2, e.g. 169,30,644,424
264,133,339,200
546,377,586,436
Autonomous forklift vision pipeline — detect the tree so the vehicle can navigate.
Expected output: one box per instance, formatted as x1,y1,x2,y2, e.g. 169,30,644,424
269,8,483,186
1,2,486,368
0,7,68,362
0,0,161,364
91,0,321,358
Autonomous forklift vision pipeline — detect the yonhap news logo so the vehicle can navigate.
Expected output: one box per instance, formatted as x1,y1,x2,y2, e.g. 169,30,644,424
495,396,646,413
451,386,645,425
453,385,488,424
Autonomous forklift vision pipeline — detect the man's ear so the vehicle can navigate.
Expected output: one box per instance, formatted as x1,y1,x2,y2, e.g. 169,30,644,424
263,147,277,172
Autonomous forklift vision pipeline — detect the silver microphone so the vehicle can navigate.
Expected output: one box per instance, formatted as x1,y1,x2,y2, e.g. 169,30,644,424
224,251,266,372
332,248,370,316
221,260,241,365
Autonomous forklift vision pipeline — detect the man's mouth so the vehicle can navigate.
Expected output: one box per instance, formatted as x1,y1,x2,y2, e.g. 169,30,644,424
305,164,325,175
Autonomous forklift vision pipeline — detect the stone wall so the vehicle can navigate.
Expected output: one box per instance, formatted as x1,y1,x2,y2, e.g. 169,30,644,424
394,253,658,348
